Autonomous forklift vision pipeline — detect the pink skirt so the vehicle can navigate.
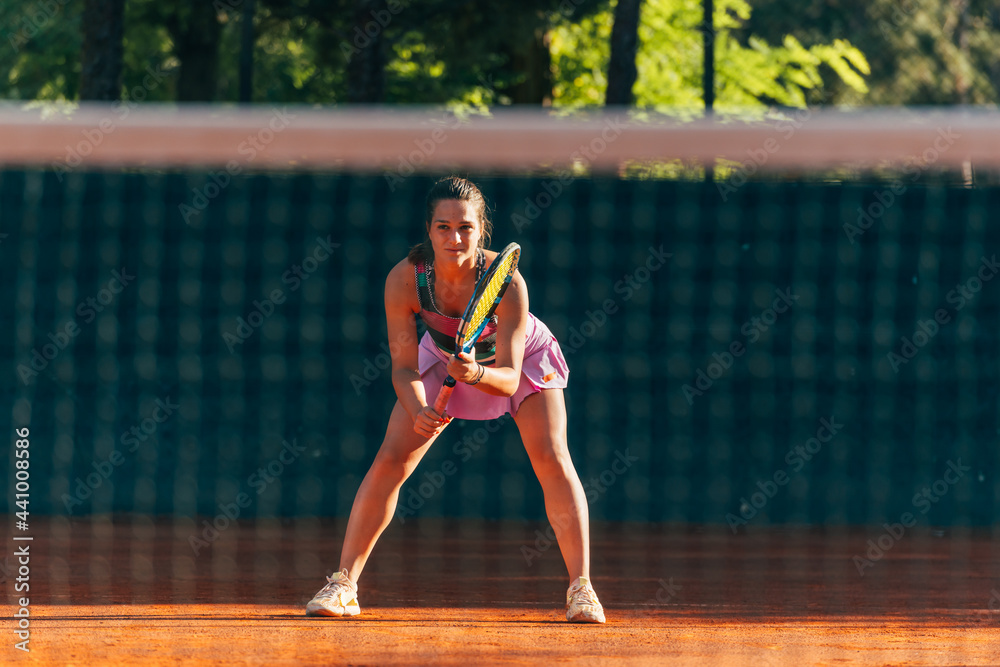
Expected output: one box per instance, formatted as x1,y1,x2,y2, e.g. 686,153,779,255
418,313,570,420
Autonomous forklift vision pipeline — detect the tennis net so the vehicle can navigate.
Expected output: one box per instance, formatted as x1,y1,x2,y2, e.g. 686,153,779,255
2,105,997,535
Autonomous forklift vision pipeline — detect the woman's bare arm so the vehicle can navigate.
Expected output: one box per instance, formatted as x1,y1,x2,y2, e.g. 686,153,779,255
385,260,451,437
384,261,427,418
445,270,528,397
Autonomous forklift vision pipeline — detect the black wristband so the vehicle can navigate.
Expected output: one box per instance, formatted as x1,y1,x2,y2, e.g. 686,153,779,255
466,362,485,385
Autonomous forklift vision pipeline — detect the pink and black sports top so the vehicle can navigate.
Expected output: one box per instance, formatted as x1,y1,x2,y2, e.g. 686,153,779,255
415,250,498,364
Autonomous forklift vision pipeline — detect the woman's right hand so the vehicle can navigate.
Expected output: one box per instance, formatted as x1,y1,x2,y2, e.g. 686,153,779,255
413,405,451,439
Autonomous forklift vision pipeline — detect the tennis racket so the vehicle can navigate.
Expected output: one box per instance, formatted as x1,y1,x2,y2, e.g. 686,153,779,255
432,242,521,416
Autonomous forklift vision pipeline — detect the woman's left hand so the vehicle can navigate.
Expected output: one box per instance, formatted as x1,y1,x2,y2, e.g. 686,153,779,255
447,351,480,384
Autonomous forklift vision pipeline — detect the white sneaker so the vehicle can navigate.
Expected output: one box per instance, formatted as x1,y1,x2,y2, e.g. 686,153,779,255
306,568,361,617
566,576,606,623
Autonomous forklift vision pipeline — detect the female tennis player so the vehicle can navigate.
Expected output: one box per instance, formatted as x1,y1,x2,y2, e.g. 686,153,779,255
306,176,605,623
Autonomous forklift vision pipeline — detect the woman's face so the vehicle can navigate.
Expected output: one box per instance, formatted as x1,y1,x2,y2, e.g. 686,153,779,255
428,199,482,266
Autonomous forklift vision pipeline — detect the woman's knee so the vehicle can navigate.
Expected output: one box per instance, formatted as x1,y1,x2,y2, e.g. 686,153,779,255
368,451,413,484
529,442,573,479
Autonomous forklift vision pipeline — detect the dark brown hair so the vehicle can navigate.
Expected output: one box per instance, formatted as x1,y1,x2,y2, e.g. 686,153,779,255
407,176,492,264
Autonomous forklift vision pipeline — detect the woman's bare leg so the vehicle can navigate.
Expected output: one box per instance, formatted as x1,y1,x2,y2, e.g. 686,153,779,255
513,388,590,581
338,401,443,582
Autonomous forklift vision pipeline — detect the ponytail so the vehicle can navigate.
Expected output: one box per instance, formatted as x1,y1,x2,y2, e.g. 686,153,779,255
407,239,433,264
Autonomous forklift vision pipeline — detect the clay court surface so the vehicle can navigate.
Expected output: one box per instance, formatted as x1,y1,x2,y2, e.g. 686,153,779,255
4,517,998,665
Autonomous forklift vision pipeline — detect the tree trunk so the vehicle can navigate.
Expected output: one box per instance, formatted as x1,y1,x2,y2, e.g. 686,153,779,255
239,0,256,104
79,0,126,101
346,0,386,103
702,0,714,113
991,7,1000,104
606,0,641,106
174,3,223,102
702,0,714,180
504,28,553,105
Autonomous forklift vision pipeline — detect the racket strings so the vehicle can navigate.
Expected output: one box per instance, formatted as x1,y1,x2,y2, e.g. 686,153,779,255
460,254,517,348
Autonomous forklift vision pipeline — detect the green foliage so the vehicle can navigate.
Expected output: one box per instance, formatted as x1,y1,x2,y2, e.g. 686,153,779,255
121,0,176,102
551,0,870,112
5,0,997,112
742,0,1000,105
1,0,83,100
550,10,614,108
230,7,346,104
375,1,590,106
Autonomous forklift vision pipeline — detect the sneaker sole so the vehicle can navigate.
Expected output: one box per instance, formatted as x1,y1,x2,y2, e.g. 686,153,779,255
567,610,606,623
305,604,361,618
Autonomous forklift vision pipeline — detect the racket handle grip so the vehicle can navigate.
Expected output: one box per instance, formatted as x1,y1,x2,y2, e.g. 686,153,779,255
433,376,457,416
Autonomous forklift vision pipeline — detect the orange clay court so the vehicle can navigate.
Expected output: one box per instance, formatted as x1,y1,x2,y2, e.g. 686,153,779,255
3,516,998,665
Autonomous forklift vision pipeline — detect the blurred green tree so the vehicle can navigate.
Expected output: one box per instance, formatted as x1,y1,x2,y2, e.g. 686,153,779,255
741,0,1000,105
551,0,870,112
80,0,126,100
0,0,606,104
606,0,642,106
11,0,999,109
1,0,83,100
126,0,222,101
